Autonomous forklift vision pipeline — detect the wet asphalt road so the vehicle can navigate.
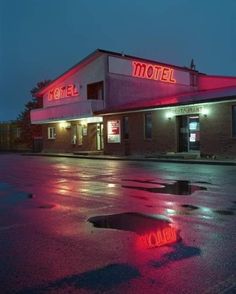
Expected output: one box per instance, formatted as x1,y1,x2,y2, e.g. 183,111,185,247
0,153,236,294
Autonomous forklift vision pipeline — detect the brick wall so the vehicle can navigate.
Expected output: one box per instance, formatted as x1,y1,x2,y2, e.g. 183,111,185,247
103,101,236,157
200,102,236,157
42,123,97,153
103,110,177,156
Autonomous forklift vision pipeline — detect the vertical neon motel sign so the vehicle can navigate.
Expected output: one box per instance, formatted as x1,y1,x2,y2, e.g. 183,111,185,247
132,61,176,84
48,84,79,101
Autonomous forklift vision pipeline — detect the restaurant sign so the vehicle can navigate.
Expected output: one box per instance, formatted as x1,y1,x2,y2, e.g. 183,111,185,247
174,105,203,115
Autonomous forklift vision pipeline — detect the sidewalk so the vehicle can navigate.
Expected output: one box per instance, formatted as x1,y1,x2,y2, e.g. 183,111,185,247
22,152,236,166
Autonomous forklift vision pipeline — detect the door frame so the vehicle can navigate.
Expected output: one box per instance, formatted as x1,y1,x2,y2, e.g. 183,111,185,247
177,115,200,152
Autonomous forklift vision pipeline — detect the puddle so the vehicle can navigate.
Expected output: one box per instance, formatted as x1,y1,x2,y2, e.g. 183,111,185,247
181,204,199,210
122,180,206,195
88,212,181,249
165,205,200,216
88,212,171,235
38,204,55,209
214,210,235,216
194,181,212,185
169,206,235,217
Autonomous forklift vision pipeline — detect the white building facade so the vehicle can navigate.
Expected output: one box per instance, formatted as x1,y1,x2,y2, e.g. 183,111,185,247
31,49,236,157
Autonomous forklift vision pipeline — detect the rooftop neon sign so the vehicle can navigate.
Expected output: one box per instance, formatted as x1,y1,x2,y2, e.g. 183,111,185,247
132,61,176,84
48,84,79,101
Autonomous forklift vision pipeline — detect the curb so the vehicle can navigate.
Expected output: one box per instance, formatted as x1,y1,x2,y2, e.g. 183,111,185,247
21,152,236,166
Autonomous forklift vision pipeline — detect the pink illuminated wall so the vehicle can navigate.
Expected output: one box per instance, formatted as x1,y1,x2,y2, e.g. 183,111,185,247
109,56,190,85
31,100,104,123
198,75,236,90
42,55,106,108
32,50,236,125
107,56,195,108
106,74,194,108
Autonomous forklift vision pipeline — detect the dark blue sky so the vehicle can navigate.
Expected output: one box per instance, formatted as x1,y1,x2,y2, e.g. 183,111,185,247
1,0,236,121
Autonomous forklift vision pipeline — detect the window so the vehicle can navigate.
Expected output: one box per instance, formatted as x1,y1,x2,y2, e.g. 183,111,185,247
123,116,129,139
144,113,152,139
232,106,236,137
16,127,21,138
87,81,104,100
48,127,56,139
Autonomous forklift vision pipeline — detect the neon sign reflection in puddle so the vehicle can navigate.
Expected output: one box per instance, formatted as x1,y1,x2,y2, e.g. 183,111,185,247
138,227,178,249
88,212,181,249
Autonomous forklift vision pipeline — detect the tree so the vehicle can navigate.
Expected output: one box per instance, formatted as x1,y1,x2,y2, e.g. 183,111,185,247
17,80,51,148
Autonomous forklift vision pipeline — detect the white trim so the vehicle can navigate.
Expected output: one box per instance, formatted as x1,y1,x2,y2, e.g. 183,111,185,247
48,127,56,139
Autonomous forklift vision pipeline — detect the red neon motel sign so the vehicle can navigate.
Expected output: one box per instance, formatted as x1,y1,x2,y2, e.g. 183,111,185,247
48,84,79,101
132,61,176,83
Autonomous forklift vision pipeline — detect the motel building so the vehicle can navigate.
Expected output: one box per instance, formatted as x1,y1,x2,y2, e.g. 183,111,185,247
31,49,236,158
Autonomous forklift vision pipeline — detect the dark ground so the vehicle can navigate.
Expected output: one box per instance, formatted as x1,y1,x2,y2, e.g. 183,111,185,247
0,153,236,293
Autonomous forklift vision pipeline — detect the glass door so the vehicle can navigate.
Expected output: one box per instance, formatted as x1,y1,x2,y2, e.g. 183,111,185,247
178,116,188,152
96,123,104,151
188,116,200,151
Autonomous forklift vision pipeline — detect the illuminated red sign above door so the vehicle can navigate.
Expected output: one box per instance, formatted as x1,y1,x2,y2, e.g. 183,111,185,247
48,84,79,101
132,61,176,83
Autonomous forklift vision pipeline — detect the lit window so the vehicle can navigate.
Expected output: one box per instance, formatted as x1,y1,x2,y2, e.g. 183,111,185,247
87,81,104,100
232,106,236,137
144,113,152,139
123,116,129,139
48,127,56,139
78,125,83,145
71,125,77,144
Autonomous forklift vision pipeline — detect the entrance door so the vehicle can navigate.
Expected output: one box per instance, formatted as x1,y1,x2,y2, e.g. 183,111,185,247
178,115,200,152
188,116,200,151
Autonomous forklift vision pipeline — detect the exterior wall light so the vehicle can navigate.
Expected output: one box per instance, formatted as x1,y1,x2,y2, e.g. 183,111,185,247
59,121,66,129
166,111,174,120
81,121,88,127
59,121,71,129
201,108,209,117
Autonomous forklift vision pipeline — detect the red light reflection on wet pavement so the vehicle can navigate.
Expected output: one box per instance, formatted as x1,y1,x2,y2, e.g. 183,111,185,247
137,227,178,249
0,154,236,294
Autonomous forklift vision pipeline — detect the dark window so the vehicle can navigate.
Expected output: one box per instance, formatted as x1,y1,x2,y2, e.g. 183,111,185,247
232,106,236,137
16,127,21,138
144,113,152,139
123,116,129,139
87,81,104,100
